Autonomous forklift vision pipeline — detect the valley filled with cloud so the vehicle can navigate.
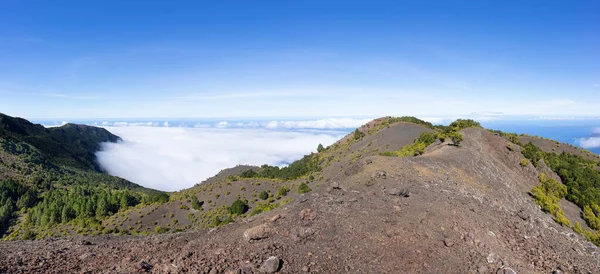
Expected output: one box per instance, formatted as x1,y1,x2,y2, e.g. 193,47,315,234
96,126,345,191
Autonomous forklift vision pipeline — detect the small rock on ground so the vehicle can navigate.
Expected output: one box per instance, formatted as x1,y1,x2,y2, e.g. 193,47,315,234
243,224,273,242
259,256,281,273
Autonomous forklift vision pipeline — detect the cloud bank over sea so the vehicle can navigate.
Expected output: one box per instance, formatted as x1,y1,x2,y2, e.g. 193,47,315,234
96,126,344,191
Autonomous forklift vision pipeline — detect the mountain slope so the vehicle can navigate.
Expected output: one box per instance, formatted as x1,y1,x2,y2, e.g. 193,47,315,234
0,113,168,240
0,113,120,171
1,117,600,273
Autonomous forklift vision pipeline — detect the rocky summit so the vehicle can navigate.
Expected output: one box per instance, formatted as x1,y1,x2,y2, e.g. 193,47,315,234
1,116,600,273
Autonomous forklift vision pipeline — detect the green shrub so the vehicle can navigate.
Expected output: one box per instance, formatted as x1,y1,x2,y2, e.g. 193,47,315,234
238,153,322,181
154,226,168,234
250,202,277,216
447,119,481,130
297,183,312,194
520,158,529,167
531,174,570,227
354,129,365,140
190,196,203,210
449,132,463,146
228,199,249,215
317,143,325,152
21,229,36,240
258,190,269,200
277,186,290,197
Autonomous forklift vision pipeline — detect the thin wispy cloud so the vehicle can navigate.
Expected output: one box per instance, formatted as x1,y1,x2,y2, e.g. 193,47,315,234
264,118,373,129
49,118,378,129
42,93,102,100
175,91,307,101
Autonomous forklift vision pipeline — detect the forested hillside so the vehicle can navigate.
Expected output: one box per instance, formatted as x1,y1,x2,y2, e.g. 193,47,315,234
0,113,120,171
0,113,168,240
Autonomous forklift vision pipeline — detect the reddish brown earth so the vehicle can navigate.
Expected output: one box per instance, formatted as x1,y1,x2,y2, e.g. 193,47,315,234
1,121,599,273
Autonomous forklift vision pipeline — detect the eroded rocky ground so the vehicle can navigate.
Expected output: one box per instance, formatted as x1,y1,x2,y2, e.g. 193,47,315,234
1,126,599,274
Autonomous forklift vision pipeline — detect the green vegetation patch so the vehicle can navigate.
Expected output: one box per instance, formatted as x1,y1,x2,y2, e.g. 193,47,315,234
297,182,312,194
228,199,249,215
250,198,293,216
379,119,480,157
518,141,600,245
531,174,570,227
258,190,269,200
239,152,322,181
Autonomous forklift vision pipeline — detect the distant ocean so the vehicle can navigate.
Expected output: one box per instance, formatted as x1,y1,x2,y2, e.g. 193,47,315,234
481,120,600,155
35,118,600,156
32,117,600,190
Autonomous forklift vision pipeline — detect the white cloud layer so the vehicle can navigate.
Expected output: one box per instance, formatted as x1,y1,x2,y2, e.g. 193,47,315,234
264,118,373,129
579,137,600,149
578,128,600,148
96,127,344,191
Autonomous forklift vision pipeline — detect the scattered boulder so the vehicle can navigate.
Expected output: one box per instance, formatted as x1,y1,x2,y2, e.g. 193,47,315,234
331,181,341,189
372,170,387,179
78,252,95,260
243,224,273,242
497,267,516,274
443,238,454,247
464,231,475,245
386,188,410,197
259,256,281,273
300,208,315,220
139,261,153,272
239,261,256,274
290,227,315,242
364,159,373,165
271,214,282,223
517,209,530,221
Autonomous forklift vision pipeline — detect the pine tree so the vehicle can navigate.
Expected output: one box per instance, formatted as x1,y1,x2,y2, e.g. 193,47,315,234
317,143,325,152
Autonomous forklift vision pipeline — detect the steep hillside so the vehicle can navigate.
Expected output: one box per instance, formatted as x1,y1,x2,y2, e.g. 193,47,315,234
0,113,168,240
1,116,600,273
0,113,120,171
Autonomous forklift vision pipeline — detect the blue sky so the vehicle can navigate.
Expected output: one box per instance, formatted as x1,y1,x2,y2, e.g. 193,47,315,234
0,0,598,119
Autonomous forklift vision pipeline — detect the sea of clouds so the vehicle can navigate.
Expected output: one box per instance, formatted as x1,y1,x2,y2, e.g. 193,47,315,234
37,117,600,192
95,126,346,191
578,128,600,149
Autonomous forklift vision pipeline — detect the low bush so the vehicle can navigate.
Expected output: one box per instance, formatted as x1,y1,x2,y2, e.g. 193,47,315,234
277,186,290,197
297,183,312,194
228,199,249,215
520,158,529,167
154,226,168,234
190,196,203,210
258,190,269,200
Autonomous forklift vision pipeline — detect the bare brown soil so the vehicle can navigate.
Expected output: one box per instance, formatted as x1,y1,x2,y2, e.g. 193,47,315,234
1,124,599,273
